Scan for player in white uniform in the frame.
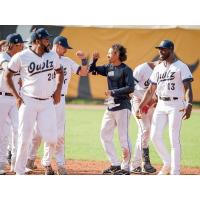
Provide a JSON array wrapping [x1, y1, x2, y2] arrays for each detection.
[[5, 28, 64, 175], [0, 33, 25, 174], [26, 36, 88, 175], [136, 40, 193, 175], [131, 62, 158, 174]]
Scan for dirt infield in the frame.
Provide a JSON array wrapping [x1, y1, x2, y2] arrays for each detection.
[[4, 159, 200, 175]]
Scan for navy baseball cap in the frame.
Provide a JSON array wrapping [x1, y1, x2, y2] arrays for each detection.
[[53, 36, 73, 49], [155, 40, 174, 50], [6, 33, 27, 44], [30, 28, 53, 42]]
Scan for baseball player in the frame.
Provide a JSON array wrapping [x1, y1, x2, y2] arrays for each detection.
[[5, 28, 64, 175], [136, 40, 193, 175], [89, 44, 135, 175], [26, 36, 88, 175], [0, 33, 25, 174], [131, 61, 158, 174]]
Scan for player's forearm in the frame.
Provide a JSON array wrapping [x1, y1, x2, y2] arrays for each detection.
[[4, 70, 20, 99], [111, 85, 134, 97], [55, 69, 64, 93], [139, 86, 155, 109], [79, 65, 88, 76], [184, 82, 193, 104]]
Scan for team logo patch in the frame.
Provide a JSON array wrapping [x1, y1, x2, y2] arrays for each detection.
[[108, 71, 114, 77]]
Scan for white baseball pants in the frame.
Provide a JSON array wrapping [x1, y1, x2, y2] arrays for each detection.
[[28, 96, 66, 167], [131, 97, 154, 169], [150, 99, 185, 175], [0, 96, 18, 164], [15, 95, 57, 175], [100, 109, 132, 171]]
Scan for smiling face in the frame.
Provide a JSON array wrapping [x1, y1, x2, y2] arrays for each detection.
[[158, 47, 172, 61], [107, 48, 119, 64]]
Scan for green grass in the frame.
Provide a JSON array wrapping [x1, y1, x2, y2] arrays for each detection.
[[38, 108, 200, 167]]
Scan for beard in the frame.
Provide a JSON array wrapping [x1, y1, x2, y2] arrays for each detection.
[[44, 45, 50, 53]]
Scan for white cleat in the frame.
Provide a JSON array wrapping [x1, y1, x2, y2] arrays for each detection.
[[158, 166, 170, 175]]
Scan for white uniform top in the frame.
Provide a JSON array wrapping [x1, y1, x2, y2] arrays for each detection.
[[133, 62, 153, 99], [0, 52, 20, 93], [150, 60, 193, 99], [60, 56, 79, 95], [8, 48, 60, 99]]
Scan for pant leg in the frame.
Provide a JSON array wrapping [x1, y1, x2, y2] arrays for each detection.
[[131, 99, 153, 168], [100, 109, 120, 166], [150, 105, 170, 167], [28, 124, 42, 160], [39, 99, 57, 167], [9, 104, 19, 163], [168, 102, 185, 175], [115, 109, 132, 171], [54, 97, 65, 166], [0, 97, 13, 164], [15, 97, 37, 175]]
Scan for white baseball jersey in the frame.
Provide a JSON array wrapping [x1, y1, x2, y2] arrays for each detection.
[[133, 62, 153, 99], [60, 56, 80, 95], [0, 52, 20, 93], [150, 60, 193, 99], [8, 49, 60, 99]]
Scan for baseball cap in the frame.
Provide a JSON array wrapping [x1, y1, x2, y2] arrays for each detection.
[[6, 33, 27, 44], [30, 28, 53, 42], [155, 40, 174, 50], [53, 36, 73, 49]]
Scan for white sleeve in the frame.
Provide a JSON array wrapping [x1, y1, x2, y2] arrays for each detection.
[[133, 66, 142, 82], [7, 54, 21, 73], [150, 68, 157, 84], [54, 53, 61, 70], [180, 63, 193, 82], [70, 59, 80, 74]]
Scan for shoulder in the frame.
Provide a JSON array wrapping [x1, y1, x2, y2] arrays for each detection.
[[48, 50, 59, 58], [122, 63, 133, 73], [61, 56, 75, 64], [175, 60, 188, 68]]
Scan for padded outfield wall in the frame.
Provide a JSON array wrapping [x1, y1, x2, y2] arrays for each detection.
[[0, 25, 199, 101]]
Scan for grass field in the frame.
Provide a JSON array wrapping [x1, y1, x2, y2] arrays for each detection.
[[38, 108, 200, 167]]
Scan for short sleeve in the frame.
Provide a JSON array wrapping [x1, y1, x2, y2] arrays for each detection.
[[70, 59, 79, 74], [180, 64, 193, 82], [7, 53, 21, 73], [149, 68, 157, 85], [133, 65, 142, 82], [54, 53, 61, 70]]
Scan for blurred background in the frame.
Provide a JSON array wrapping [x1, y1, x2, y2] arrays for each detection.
[[0, 25, 199, 103]]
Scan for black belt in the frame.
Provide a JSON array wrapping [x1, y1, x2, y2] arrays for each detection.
[[32, 97, 50, 100], [61, 94, 65, 96], [159, 96, 178, 101], [0, 92, 13, 96]]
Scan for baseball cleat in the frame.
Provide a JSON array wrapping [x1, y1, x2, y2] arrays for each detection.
[[26, 159, 37, 171], [131, 166, 142, 174], [0, 170, 6, 175], [44, 165, 55, 175], [113, 169, 130, 175], [143, 163, 157, 174], [102, 165, 121, 175], [158, 166, 170, 175], [57, 165, 68, 175]]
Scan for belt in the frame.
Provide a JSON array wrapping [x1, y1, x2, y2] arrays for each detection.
[[159, 96, 178, 101], [61, 94, 65, 96], [0, 92, 13, 96]]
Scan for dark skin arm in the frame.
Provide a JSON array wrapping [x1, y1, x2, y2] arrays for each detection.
[[4, 69, 24, 109], [182, 81, 193, 120], [136, 83, 157, 118], [53, 68, 64, 104]]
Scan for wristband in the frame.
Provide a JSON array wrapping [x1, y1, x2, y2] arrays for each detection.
[[81, 58, 88, 66]]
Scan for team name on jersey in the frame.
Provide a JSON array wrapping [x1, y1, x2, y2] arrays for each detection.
[[144, 79, 150, 88], [156, 70, 175, 83], [28, 59, 54, 76]]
